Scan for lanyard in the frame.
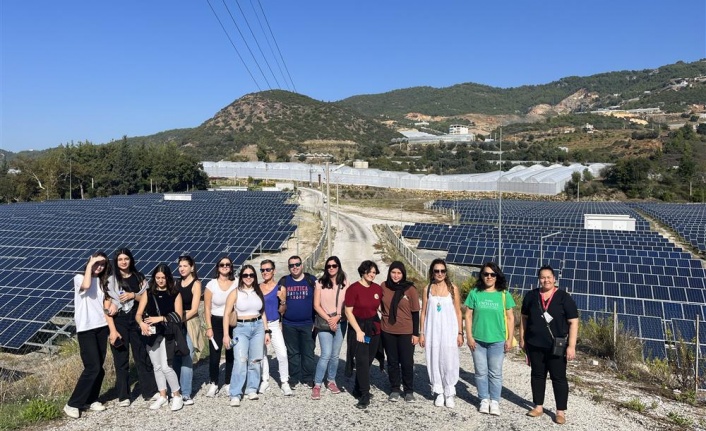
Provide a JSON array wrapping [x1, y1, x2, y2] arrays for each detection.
[[540, 288, 557, 312]]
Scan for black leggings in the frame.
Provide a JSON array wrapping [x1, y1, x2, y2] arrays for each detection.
[[209, 315, 234, 385], [527, 344, 569, 410], [353, 334, 380, 396], [381, 332, 415, 394]]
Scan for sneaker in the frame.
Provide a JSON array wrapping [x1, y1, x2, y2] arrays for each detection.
[[258, 381, 270, 394], [355, 394, 370, 409], [388, 391, 401, 402], [148, 392, 161, 402], [306, 381, 315, 389], [222, 384, 230, 396], [170, 396, 184, 411], [229, 396, 240, 407], [205, 383, 219, 398], [149, 396, 168, 410], [489, 400, 500, 416], [479, 398, 490, 414], [118, 399, 131, 407], [63, 405, 80, 419], [311, 385, 321, 400], [434, 394, 444, 407], [247, 392, 259, 400], [327, 382, 341, 394], [445, 395, 456, 409], [404, 393, 416, 403], [182, 397, 194, 406], [87, 401, 106, 411], [281, 382, 293, 396]]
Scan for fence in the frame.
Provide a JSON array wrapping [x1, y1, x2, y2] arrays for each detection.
[[301, 206, 328, 275]]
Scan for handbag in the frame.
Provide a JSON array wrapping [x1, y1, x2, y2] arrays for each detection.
[[314, 284, 341, 332], [502, 291, 518, 348]]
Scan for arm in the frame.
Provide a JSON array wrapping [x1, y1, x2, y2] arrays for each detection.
[[313, 282, 327, 319], [345, 306, 365, 343], [135, 292, 151, 335], [184, 281, 201, 321], [566, 317, 579, 361], [504, 308, 515, 353], [452, 284, 463, 347], [263, 311, 271, 345], [204, 287, 214, 340], [222, 290, 237, 348], [174, 293, 183, 321], [519, 314, 528, 351], [418, 287, 427, 348], [277, 285, 287, 316], [464, 308, 476, 351], [104, 309, 120, 345]]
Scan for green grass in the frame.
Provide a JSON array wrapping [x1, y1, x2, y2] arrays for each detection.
[[0, 398, 63, 431], [620, 398, 646, 413], [666, 411, 693, 427]]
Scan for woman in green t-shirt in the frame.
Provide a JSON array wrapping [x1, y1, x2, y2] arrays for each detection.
[[463, 262, 515, 416]]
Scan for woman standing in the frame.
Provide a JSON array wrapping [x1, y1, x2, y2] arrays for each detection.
[[135, 264, 184, 411], [103, 248, 158, 406], [173, 255, 202, 405], [223, 265, 271, 406], [520, 265, 579, 425], [312, 256, 348, 400], [64, 252, 112, 419], [344, 260, 382, 410], [419, 258, 462, 408], [204, 256, 237, 397], [380, 261, 420, 403], [464, 262, 515, 416], [258, 259, 291, 395]]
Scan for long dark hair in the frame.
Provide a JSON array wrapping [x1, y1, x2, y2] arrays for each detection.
[[178, 255, 199, 280], [320, 256, 346, 289], [149, 263, 178, 296], [83, 251, 112, 294], [474, 262, 508, 291], [114, 247, 145, 291], [428, 258, 453, 295], [238, 264, 265, 314], [213, 255, 235, 280]]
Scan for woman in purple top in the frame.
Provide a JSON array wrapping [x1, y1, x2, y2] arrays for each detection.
[[259, 259, 291, 395]]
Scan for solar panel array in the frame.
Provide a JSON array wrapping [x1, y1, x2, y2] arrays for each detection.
[[403, 199, 706, 360], [0, 191, 297, 350], [630, 202, 706, 254]]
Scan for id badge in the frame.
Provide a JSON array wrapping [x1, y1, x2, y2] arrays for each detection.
[[543, 312, 553, 323]]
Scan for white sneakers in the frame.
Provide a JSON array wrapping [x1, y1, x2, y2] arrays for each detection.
[[149, 396, 168, 410], [258, 381, 270, 394], [205, 383, 219, 398], [489, 400, 500, 416], [229, 396, 241, 407], [247, 392, 259, 400], [182, 397, 194, 406], [118, 399, 131, 407], [222, 384, 230, 396], [148, 392, 161, 402], [479, 398, 490, 414], [434, 394, 444, 407], [445, 396, 456, 408], [281, 382, 293, 396], [87, 401, 106, 411], [63, 405, 79, 419], [170, 395, 184, 411]]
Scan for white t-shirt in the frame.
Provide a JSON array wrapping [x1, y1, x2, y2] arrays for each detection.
[[206, 279, 237, 317], [74, 274, 108, 332]]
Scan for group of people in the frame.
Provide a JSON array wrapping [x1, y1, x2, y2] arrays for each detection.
[[67, 250, 579, 425]]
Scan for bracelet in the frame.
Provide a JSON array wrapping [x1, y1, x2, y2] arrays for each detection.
[[206, 326, 212, 330], [458, 332, 463, 336]]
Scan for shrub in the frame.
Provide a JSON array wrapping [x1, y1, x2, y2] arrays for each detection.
[[620, 398, 646, 412], [19, 399, 61, 423]]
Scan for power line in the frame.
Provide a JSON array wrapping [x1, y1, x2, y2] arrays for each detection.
[[221, 0, 272, 90], [249, 0, 290, 91], [205, 0, 262, 91], [256, 0, 296, 93], [234, 0, 281, 89]]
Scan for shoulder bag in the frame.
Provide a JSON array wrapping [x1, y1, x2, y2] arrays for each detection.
[[314, 285, 341, 332]]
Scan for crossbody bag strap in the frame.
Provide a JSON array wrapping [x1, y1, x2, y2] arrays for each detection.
[[539, 291, 555, 341]]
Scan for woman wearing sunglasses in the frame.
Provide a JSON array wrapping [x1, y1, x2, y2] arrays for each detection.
[[203, 256, 238, 397], [258, 259, 291, 396], [464, 262, 515, 416], [223, 265, 271, 406], [173, 255, 203, 406], [311, 256, 348, 400], [419, 258, 462, 408]]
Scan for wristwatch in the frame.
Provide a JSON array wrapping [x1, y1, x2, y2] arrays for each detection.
[[265, 329, 272, 334]]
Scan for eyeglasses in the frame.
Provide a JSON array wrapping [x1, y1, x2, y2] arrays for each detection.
[[482, 272, 498, 278], [241, 273, 255, 278], [326, 264, 338, 269], [219, 263, 232, 268], [260, 267, 273, 273], [433, 269, 446, 274], [288, 262, 302, 269]]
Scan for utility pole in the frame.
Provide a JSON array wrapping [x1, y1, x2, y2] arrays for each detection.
[[498, 126, 503, 266], [326, 162, 331, 257]]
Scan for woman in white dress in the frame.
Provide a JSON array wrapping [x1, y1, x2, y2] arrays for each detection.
[[419, 258, 463, 408]]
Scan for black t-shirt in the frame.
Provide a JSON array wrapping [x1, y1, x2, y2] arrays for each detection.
[[119, 272, 144, 293], [178, 279, 197, 311], [145, 289, 179, 337], [521, 288, 578, 349]]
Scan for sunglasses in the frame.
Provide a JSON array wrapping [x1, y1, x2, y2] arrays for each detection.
[[241, 273, 256, 278], [260, 267, 274, 273], [288, 262, 302, 269], [219, 263, 232, 268], [433, 269, 446, 274], [482, 272, 498, 278], [326, 264, 338, 269]]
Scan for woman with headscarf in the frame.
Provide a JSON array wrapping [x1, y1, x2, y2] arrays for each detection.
[[380, 261, 420, 403]]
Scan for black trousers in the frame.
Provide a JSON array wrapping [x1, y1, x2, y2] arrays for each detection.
[[67, 325, 109, 408], [209, 315, 234, 385], [353, 333, 381, 395], [526, 344, 569, 410], [381, 331, 415, 394], [110, 311, 158, 400], [282, 323, 315, 385]]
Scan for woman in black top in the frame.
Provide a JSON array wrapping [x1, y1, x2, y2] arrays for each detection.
[[173, 255, 202, 405], [519, 265, 579, 425]]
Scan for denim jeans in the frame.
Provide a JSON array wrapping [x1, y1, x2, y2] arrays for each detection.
[[314, 321, 347, 385], [229, 320, 265, 397], [174, 327, 194, 398], [471, 340, 505, 401]]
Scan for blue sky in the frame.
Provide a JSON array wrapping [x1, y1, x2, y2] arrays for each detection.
[[2, 1, 704, 152]]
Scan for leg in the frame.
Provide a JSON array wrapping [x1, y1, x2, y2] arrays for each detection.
[[128, 319, 158, 399], [67, 327, 105, 408], [527, 345, 549, 408], [282, 324, 301, 384], [547, 353, 569, 411], [354, 339, 371, 395], [269, 321, 289, 384], [300, 326, 316, 385], [209, 318, 225, 385], [327, 322, 346, 383], [147, 341, 168, 392], [314, 330, 334, 386], [261, 336, 270, 383], [486, 341, 505, 402], [398, 333, 415, 395], [471, 341, 490, 401], [382, 332, 402, 393], [110, 314, 131, 401], [229, 325, 250, 398], [177, 330, 194, 399], [246, 322, 265, 395], [157, 338, 181, 394]]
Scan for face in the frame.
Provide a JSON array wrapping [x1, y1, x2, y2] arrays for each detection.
[[178, 260, 193, 278], [92, 259, 107, 276], [390, 268, 403, 283], [481, 266, 497, 288], [260, 263, 274, 282], [117, 254, 130, 271], [288, 258, 302, 277], [539, 269, 556, 289], [154, 271, 167, 288], [362, 266, 378, 284], [241, 269, 256, 286], [325, 260, 339, 277], [432, 264, 446, 282], [218, 259, 232, 276]]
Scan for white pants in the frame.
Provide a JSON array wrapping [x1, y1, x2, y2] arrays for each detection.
[[147, 337, 180, 393], [261, 320, 289, 384]]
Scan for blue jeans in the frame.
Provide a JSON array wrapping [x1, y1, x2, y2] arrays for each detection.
[[471, 340, 505, 401], [314, 321, 347, 385], [174, 328, 194, 398], [229, 320, 265, 397]]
